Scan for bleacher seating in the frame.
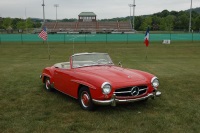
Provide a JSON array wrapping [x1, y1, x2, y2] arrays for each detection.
[[65, 22, 77, 29], [55, 22, 66, 31], [98, 21, 118, 30], [43, 22, 56, 32], [119, 22, 132, 29], [53, 22, 77, 32], [118, 22, 133, 32], [42, 21, 133, 33], [77, 22, 97, 32]]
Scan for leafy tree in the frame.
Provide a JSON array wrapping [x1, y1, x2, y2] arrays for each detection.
[[159, 18, 167, 31], [152, 16, 161, 30], [174, 16, 181, 30], [179, 14, 189, 30], [33, 22, 42, 28], [26, 18, 33, 28], [154, 10, 170, 17], [17, 20, 26, 30], [170, 11, 179, 16], [166, 15, 175, 31], [135, 16, 143, 30], [139, 16, 152, 30], [194, 16, 200, 31], [191, 11, 199, 18], [0, 18, 3, 29], [16, 18, 34, 32], [62, 18, 78, 22], [2, 17, 13, 30], [12, 18, 22, 29]]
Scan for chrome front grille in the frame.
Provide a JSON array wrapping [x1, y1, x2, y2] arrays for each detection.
[[114, 86, 147, 97]]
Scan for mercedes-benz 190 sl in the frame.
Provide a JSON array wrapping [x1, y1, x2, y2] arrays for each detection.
[[40, 53, 161, 110]]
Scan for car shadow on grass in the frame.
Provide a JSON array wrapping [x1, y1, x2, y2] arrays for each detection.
[[95, 100, 155, 112]]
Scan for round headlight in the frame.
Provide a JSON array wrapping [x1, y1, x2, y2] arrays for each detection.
[[101, 82, 111, 94], [151, 77, 159, 88]]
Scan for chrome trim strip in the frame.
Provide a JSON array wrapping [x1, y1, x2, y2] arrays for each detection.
[[139, 88, 147, 91], [114, 87, 147, 94], [151, 77, 158, 83], [101, 82, 111, 89], [114, 91, 131, 94], [73, 64, 114, 69], [72, 52, 108, 57], [92, 93, 155, 106]]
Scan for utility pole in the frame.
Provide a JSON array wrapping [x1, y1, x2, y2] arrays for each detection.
[[42, 0, 45, 24], [129, 0, 136, 30], [25, 8, 27, 33], [54, 4, 59, 22], [132, 0, 136, 30], [189, 0, 192, 32], [128, 4, 132, 24]]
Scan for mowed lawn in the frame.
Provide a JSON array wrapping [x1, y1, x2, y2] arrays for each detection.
[[0, 41, 200, 133]]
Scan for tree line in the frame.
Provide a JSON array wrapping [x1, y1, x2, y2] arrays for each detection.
[[0, 9, 200, 32], [102, 9, 200, 32], [137, 10, 200, 31], [0, 17, 41, 32]]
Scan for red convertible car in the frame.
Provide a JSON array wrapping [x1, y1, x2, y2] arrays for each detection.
[[40, 53, 161, 110]]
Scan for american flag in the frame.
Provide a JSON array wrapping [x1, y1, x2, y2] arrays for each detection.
[[38, 27, 47, 41]]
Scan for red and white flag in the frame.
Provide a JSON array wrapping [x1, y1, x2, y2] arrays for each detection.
[[144, 27, 150, 47], [38, 27, 47, 41]]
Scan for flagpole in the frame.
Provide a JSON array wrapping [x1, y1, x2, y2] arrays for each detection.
[[38, 27, 49, 60], [47, 39, 50, 60], [73, 38, 75, 54], [145, 46, 148, 59]]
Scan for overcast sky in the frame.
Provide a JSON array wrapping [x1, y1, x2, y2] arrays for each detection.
[[0, 0, 199, 20]]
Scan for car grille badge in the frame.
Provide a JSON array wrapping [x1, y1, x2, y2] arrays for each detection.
[[131, 86, 139, 96]]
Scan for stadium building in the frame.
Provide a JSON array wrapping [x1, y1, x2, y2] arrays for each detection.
[[43, 12, 133, 34]]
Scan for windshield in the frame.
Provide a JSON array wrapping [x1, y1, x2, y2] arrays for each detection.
[[72, 53, 114, 68]]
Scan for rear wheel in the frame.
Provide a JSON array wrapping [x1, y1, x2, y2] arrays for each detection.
[[78, 87, 95, 111], [45, 77, 53, 91]]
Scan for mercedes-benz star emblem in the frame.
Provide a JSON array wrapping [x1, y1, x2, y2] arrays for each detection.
[[131, 86, 139, 96]]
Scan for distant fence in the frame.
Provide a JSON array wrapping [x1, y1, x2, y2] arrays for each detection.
[[0, 33, 199, 43]]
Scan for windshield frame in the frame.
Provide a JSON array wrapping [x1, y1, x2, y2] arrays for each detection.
[[71, 53, 114, 68]]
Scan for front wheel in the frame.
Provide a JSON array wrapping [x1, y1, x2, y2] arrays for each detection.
[[45, 77, 53, 91], [78, 87, 95, 111]]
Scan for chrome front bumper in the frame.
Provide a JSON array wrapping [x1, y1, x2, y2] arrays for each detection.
[[92, 91, 161, 106]]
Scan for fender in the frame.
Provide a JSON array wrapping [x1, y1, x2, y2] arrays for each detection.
[[71, 79, 97, 90], [42, 67, 55, 83]]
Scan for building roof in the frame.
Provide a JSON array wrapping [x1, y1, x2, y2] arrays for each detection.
[[79, 12, 96, 17]]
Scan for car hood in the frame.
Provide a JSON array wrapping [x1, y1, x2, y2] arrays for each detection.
[[76, 66, 146, 84]]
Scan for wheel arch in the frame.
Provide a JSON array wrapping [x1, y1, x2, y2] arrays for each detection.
[[77, 84, 95, 110], [42, 74, 51, 83], [77, 84, 89, 98], [42, 68, 54, 83]]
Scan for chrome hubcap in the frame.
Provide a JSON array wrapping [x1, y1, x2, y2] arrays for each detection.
[[45, 80, 50, 90], [81, 92, 90, 108]]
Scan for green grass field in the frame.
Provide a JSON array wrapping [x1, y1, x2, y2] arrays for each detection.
[[0, 42, 200, 133]]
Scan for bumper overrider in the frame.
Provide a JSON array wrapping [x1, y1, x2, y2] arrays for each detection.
[[92, 91, 161, 106]]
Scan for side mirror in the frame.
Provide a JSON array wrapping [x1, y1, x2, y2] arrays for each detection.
[[118, 61, 122, 67]]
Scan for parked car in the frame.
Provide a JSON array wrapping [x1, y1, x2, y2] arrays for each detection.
[[40, 53, 161, 110]]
